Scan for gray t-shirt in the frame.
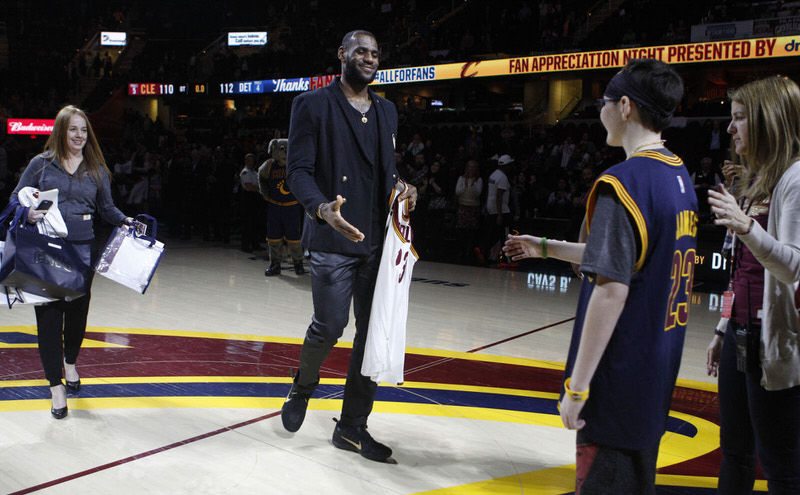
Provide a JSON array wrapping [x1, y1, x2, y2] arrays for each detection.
[[580, 186, 636, 285]]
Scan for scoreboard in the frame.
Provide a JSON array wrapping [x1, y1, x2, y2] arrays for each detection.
[[128, 83, 176, 96], [218, 80, 267, 94], [125, 34, 800, 98], [186, 83, 208, 94], [128, 83, 208, 96], [127, 76, 336, 97], [217, 78, 312, 94]]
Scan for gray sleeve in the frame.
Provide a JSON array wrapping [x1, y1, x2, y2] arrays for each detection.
[[580, 189, 636, 284], [11, 156, 47, 199], [95, 169, 127, 226], [739, 162, 800, 283]]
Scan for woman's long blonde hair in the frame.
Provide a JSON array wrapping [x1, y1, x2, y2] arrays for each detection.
[[729, 76, 800, 203], [42, 105, 111, 185]]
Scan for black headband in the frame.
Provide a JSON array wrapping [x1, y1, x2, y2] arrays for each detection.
[[605, 69, 675, 119]]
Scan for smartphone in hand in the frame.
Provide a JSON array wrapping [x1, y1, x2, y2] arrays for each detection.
[[37, 200, 53, 211]]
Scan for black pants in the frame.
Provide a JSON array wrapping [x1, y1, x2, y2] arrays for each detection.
[[34, 241, 95, 387], [717, 322, 800, 494], [295, 247, 380, 427], [35, 294, 91, 386]]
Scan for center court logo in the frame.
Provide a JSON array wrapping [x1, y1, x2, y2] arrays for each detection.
[[0, 326, 724, 492]]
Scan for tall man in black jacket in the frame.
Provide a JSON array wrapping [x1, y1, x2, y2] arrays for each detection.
[[283, 30, 417, 462]]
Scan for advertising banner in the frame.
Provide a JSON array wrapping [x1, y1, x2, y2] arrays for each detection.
[[228, 32, 267, 46], [100, 31, 127, 46], [7, 119, 55, 135]]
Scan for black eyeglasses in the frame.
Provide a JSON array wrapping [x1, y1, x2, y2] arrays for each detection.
[[595, 98, 619, 112]]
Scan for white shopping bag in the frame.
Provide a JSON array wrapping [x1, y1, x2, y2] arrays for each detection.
[[94, 218, 165, 294]]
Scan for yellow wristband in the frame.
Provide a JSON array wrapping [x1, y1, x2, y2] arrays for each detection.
[[564, 378, 589, 402], [316, 202, 327, 220]]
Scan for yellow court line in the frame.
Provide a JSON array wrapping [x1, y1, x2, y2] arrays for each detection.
[[0, 338, 129, 349], [0, 376, 560, 401], [415, 465, 576, 495], [0, 376, 296, 387], [0, 325, 37, 333], [675, 377, 718, 393], [413, 471, 756, 495], [88, 326, 308, 345], [657, 474, 767, 491], [0, 389, 714, 445], [0, 386, 710, 437]]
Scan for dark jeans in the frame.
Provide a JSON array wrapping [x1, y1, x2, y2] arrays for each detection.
[[295, 247, 381, 427], [718, 322, 800, 494]]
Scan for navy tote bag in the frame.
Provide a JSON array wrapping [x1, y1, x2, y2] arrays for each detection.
[[0, 205, 89, 301]]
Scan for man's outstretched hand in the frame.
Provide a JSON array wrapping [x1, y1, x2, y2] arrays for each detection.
[[319, 195, 365, 242]]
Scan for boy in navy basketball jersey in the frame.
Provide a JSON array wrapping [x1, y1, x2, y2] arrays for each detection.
[[504, 59, 697, 494]]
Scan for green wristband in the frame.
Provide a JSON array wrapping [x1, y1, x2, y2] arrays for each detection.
[[541, 237, 547, 259]]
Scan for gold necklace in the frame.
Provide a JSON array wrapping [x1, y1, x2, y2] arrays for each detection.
[[346, 95, 370, 123], [628, 140, 665, 157]]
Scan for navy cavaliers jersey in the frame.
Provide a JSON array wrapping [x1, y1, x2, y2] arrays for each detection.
[[564, 149, 698, 450], [260, 159, 298, 206]]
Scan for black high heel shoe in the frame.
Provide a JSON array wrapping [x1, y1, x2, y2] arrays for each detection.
[[64, 359, 80, 394], [51, 405, 68, 419], [50, 384, 68, 419]]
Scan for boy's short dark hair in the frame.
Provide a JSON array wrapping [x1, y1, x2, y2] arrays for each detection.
[[623, 59, 683, 132]]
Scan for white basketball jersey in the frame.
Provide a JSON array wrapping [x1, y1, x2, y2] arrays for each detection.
[[362, 183, 418, 385]]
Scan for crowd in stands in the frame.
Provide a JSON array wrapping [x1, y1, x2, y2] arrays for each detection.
[[0, 100, 731, 266], [0, 0, 768, 266]]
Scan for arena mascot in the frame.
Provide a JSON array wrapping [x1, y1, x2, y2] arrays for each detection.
[[258, 138, 305, 275]]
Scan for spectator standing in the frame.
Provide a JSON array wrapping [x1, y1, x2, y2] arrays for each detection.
[[706, 75, 800, 494], [504, 59, 693, 494], [481, 154, 513, 263], [455, 159, 483, 263]]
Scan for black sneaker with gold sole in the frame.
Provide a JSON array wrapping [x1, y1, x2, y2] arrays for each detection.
[[331, 420, 392, 462]]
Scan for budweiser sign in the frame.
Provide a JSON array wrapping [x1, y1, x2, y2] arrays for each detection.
[[7, 119, 55, 135]]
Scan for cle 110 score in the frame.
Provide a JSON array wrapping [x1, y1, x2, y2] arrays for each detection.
[[128, 83, 175, 96]]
